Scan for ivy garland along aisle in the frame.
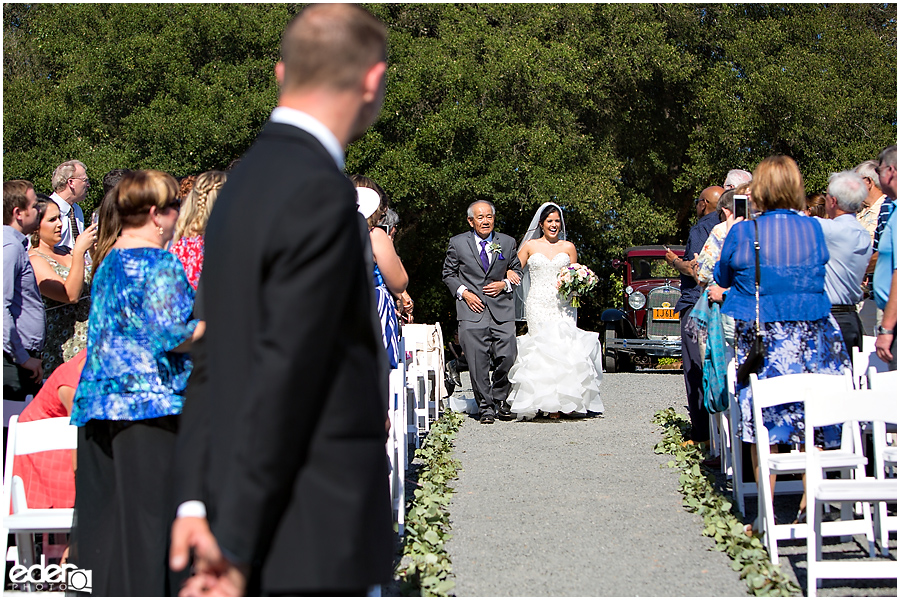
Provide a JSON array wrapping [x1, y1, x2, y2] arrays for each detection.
[[653, 408, 802, 597], [395, 410, 465, 596]]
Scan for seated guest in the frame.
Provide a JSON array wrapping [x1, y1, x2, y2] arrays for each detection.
[[12, 349, 86, 509], [169, 170, 227, 289], [28, 196, 98, 375], [815, 171, 872, 361], [69, 170, 202, 596], [351, 174, 408, 369]]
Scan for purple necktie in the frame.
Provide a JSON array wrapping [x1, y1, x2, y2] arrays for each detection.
[[480, 240, 490, 272]]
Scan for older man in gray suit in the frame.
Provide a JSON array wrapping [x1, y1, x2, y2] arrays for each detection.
[[443, 200, 523, 424]]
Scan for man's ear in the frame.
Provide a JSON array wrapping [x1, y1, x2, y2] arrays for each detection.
[[275, 61, 285, 87], [361, 61, 387, 103]]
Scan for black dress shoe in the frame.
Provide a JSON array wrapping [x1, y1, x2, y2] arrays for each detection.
[[497, 402, 514, 420], [480, 414, 495, 424]]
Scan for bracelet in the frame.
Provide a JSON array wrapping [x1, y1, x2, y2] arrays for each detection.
[[876, 325, 895, 336]]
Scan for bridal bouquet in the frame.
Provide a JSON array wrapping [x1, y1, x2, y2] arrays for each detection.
[[557, 263, 598, 308]]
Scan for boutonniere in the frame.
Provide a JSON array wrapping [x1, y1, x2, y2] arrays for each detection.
[[487, 241, 504, 260]]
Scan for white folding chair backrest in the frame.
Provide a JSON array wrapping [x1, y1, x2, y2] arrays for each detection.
[[804, 388, 898, 595], [3, 415, 78, 570]]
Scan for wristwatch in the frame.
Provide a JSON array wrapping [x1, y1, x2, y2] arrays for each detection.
[[876, 325, 895, 336]]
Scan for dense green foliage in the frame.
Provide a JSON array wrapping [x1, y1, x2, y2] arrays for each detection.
[[4, 3, 896, 330]]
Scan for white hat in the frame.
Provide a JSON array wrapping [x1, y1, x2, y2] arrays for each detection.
[[356, 187, 381, 219]]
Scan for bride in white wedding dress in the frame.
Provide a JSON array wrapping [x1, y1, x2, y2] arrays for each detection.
[[507, 202, 604, 420]]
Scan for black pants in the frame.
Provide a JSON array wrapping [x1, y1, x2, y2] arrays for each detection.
[[70, 417, 180, 597], [3, 351, 42, 401], [831, 309, 863, 364], [680, 305, 709, 442]]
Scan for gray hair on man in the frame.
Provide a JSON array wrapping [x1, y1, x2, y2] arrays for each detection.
[[854, 159, 882, 191], [827, 170, 868, 213], [467, 200, 496, 218], [879, 144, 897, 169], [51, 160, 87, 192], [723, 169, 752, 190]]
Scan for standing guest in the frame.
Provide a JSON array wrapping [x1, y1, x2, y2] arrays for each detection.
[[102, 168, 133, 196], [178, 174, 197, 204], [805, 192, 827, 218], [443, 200, 523, 424], [170, 170, 227, 289], [4, 180, 44, 401], [723, 168, 752, 191], [377, 207, 414, 323], [69, 170, 201, 596], [28, 196, 97, 375], [814, 171, 872, 361], [873, 145, 897, 368], [665, 185, 723, 445], [169, 4, 394, 596], [352, 174, 408, 367], [854, 159, 886, 280], [12, 349, 87, 509], [48, 160, 89, 254], [715, 155, 849, 524]]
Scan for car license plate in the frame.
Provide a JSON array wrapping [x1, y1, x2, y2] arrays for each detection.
[[653, 308, 679, 320]]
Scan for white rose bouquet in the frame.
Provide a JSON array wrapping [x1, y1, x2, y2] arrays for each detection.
[[556, 263, 598, 308]]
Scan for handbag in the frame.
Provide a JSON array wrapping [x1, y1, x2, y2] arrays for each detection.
[[736, 220, 765, 385]]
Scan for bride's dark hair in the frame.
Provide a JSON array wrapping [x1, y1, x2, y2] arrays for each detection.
[[539, 204, 561, 227]]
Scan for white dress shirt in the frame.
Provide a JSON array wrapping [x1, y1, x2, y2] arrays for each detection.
[[50, 191, 84, 253]]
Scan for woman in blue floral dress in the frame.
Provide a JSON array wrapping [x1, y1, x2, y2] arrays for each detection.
[[70, 171, 203, 596], [715, 155, 850, 523]]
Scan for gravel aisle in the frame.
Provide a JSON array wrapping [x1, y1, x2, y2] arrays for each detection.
[[445, 371, 749, 597]]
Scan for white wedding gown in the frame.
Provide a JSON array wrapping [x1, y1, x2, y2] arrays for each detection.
[[507, 252, 605, 420]]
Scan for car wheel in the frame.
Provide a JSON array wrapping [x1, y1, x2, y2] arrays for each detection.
[[603, 328, 618, 373]]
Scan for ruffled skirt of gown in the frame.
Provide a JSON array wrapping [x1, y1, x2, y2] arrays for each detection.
[[507, 320, 605, 420]]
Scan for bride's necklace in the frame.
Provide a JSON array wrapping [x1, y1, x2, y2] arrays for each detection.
[[121, 232, 164, 249]]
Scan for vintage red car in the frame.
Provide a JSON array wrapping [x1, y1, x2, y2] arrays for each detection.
[[600, 245, 683, 372]]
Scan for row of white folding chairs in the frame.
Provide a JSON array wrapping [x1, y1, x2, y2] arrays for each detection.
[[724, 337, 892, 516]]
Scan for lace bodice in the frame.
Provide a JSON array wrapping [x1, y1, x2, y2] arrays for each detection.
[[525, 252, 576, 327]]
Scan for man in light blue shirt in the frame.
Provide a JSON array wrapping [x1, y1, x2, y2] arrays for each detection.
[[873, 145, 897, 368], [816, 171, 872, 359]]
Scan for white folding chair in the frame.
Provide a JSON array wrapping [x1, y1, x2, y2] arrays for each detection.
[[805, 388, 898, 596], [868, 367, 898, 557], [2, 415, 77, 570], [852, 335, 889, 389], [387, 338, 408, 535], [749, 372, 871, 564]]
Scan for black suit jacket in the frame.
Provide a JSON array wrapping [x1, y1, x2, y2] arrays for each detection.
[[174, 121, 393, 593]]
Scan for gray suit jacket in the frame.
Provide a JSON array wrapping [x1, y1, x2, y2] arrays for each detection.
[[442, 231, 522, 323]]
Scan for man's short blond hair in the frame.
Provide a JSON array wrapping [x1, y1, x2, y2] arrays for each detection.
[[280, 4, 387, 93], [51, 160, 87, 192]]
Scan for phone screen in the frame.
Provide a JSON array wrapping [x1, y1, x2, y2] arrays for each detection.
[[734, 195, 748, 220]]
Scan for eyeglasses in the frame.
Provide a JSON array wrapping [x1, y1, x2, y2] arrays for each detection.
[[69, 176, 89, 184], [695, 197, 707, 205], [876, 164, 894, 176]]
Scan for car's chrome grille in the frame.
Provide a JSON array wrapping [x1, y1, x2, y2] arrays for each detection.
[[647, 286, 681, 339]]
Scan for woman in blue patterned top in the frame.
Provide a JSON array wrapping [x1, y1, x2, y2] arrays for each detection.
[[70, 170, 203, 596], [715, 155, 849, 525]]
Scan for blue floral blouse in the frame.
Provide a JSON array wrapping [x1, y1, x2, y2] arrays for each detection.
[[71, 248, 198, 426]]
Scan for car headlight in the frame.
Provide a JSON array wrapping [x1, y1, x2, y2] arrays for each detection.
[[628, 291, 646, 310]]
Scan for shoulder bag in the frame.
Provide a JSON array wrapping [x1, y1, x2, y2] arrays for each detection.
[[736, 220, 765, 385]]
